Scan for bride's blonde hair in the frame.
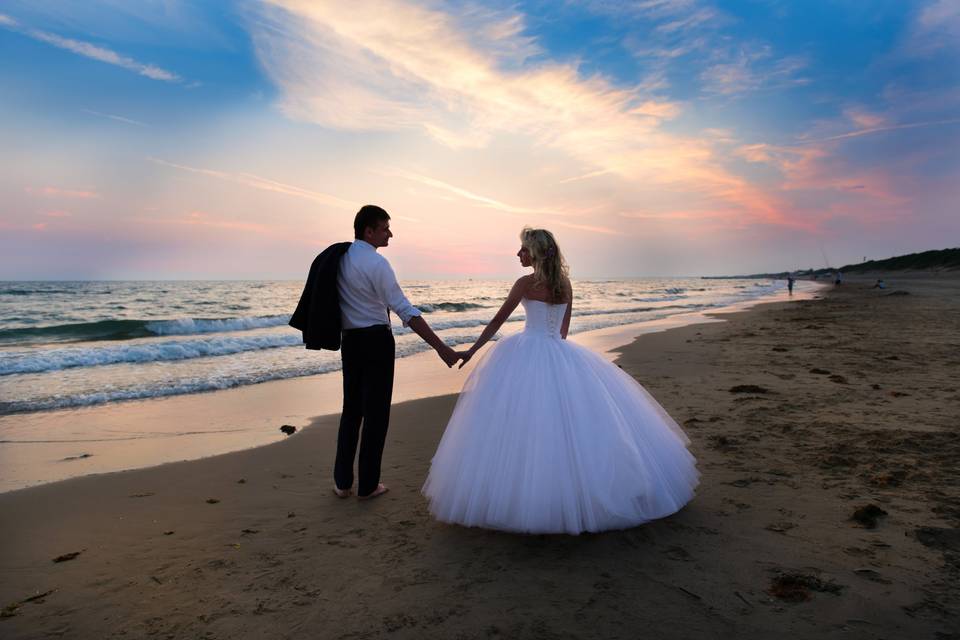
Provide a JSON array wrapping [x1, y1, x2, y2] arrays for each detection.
[[520, 227, 569, 303]]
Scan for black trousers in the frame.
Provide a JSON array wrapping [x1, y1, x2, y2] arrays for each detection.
[[334, 325, 395, 497]]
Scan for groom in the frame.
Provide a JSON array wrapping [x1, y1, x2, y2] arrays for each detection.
[[291, 205, 459, 500]]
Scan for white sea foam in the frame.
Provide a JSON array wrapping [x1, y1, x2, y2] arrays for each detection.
[[0, 305, 719, 376], [0, 278, 802, 414], [0, 332, 305, 375], [145, 314, 290, 335], [0, 331, 483, 414]]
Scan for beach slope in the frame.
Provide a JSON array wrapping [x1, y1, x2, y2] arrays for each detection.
[[1, 275, 957, 639]]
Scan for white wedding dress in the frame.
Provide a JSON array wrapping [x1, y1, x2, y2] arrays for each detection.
[[422, 298, 699, 534]]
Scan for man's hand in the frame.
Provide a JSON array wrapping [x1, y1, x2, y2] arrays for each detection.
[[437, 344, 460, 368]]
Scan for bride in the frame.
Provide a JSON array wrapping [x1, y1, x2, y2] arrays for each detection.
[[421, 227, 699, 534]]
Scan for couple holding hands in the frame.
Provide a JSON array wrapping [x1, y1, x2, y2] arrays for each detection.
[[291, 205, 698, 535]]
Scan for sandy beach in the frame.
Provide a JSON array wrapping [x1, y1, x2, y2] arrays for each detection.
[[1, 274, 957, 639]]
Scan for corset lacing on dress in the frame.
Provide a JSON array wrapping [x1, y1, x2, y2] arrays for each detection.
[[522, 298, 565, 339]]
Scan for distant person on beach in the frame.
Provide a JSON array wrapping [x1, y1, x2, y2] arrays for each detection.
[[835, 271, 843, 286], [873, 278, 886, 289], [787, 276, 795, 295], [290, 205, 459, 501], [422, 227, 698, 534]]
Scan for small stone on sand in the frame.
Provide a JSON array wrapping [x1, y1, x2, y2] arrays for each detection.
[[729, 384, 770, 394], [768, 572, 843, 601], [851, 504, 888, 529]]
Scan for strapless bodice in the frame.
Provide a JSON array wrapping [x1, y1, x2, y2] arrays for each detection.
[[521, 298, 567, 338]]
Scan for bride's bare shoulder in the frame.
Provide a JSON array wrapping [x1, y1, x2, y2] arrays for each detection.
[[513, 274, 535, 290]]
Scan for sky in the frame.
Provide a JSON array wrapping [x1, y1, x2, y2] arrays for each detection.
[[1, 0, 958, 280]]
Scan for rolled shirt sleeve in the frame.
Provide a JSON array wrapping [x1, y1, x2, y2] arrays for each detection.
[[373, 259, 421, 327]]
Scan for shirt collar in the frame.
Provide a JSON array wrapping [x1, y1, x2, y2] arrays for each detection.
[[354, 240, 376, 251]]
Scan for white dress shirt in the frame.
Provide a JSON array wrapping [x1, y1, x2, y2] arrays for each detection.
[[337, 240, 421, 329]]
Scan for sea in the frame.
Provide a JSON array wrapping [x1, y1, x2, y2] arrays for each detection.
[[0, 278, 810, 417]]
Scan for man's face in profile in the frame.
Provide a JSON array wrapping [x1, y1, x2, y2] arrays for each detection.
[[366, 220, 392, 249]]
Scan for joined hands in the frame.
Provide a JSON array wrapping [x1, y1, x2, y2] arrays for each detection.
[[456, 349, 474, 369], [438, 345, 460, 368], [436, 346, 475, 369]]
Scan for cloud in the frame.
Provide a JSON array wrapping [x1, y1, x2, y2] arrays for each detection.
[[553, 220, 617, 235], [602, 0, 727, 64], [701, 49, 808, 97], [729, 136, 912, 230], [146, 211, 273, 234], [843, 107, 886, 130], [387, 169, 616, 234], [657, 7, 717, 34], [26, 29, 181, 81], [82, 109, 148, 127], [150, 158, 354, 209], [249, 1, 683, 141], [249, 1, 789, 228], [27, 186, 100, 199], [734, 144, 777, 164], [905, 0, 960, 56], [797, 118, 960, 144], [582, 0, 711, 26], [386, 169, 565, 217], [0, 16, 181, 82]]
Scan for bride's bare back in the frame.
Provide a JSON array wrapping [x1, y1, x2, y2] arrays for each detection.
[[520, 274, 572, 304]]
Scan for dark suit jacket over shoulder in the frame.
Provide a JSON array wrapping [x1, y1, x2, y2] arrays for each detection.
[[289, 242, 352, 350]]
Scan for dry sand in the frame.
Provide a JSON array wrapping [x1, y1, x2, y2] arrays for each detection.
[[1, 275, 957, 639]]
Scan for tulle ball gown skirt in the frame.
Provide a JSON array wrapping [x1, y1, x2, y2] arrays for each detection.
[[422, 329, 699, 535]]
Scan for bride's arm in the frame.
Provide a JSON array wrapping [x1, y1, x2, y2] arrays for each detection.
[[458, 276, 528, 368], [560, 280, 573, 339]]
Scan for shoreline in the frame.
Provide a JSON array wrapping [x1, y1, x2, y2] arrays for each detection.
[[0, 284, 820, 494], [0, 274, 956, 638]]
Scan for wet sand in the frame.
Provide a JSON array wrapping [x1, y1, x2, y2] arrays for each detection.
[[1, 274, 957, 639], [0, 288, 813, 493]]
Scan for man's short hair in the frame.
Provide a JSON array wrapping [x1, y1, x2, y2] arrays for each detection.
[[354, 205, 390, 240]]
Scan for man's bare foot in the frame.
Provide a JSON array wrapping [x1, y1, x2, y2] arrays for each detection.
[[357, 483, 389, 500], [332, 486, 352, 499]]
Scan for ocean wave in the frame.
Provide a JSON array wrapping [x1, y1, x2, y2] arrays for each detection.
[[0, 314, 292, 345], [144, 315, 290, 335], [1, 371, 337, 414], [418, 301, 488, 313], [0, 288, 79, 295], [0, 332, 483, 415], [0, 319, 155, 344], [401, 303, 709, 333], [631, 295, 686, 303], [574, 303, 706, 318], [0, 333, 304, 375]]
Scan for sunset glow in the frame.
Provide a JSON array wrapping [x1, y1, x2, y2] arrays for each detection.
[[1, 1, 958, 279]]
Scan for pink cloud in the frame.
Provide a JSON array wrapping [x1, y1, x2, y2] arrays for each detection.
[[843, 107, 886, 130], [27, 186, 101, 199], [133, 211, 295, 236]]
